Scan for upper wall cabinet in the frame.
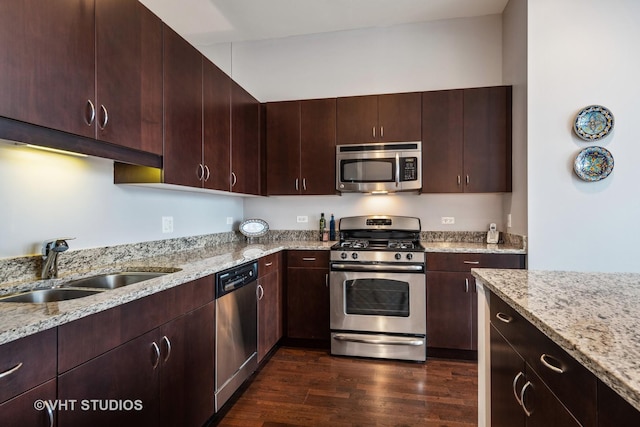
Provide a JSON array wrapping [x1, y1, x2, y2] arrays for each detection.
[[162, 25, 204, 188], [0, 0, 163, 156], [231, 81, 261, 196], [266, 99, 336, 195], [336, 93, 421, 144], [422, 86, 512, 193]]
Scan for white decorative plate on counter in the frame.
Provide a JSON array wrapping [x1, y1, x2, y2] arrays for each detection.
[[239, 219, 269, 238], [573, 146, 614, 182], [573, 105, 614, 141]]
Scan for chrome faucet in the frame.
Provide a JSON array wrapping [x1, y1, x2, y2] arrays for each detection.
[[41, 238, 71, 279]]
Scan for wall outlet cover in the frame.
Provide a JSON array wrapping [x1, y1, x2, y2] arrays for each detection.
[[297, 216, 309, 223], [162, 216, 174, 233], [441, 217, 455, 225]]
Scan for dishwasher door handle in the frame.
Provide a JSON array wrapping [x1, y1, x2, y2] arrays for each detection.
[[333, 333, 424, 346]]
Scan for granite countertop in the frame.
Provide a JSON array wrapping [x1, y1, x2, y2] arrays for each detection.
[[0, 238, 524, 347], [472, 268, 640, 412]]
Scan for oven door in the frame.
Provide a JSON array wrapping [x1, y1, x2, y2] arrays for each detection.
[[330, 269, 426, 335]]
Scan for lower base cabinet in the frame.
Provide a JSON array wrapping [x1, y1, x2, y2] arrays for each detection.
[[258, 253, 283, 362], [0, 379, 57, 427], [286, 250, 330, 342]]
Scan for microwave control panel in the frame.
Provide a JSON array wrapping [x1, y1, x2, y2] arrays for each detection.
[[400, 157, 418, 181]]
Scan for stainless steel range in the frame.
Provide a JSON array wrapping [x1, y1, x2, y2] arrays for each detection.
[[329, 215, 426, 362]]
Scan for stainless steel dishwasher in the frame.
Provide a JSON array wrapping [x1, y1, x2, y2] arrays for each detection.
[[214, 261, 259, 412]]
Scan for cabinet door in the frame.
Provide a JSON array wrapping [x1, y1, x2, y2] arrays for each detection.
[[231, 82, 261, 195], [490, 324, 525, 427], [95, 0, 162, 154], [258, 270, 282, 362], [163, 25, 203, 188], [203, 59, 232, 191], [266, 101, 301, 195], [0, 379, 56, 427], [422, 90, 464, 193], [300, 98, 337, 195], [377, 92, 422, 142], [0, 0, 95, 137], [427, 271, 474, 350], [159, 303, 215, 427], [58, 330, 160, 427], [598, 380, 640, 427], [287, 267, 329, 341], [463, 86, 512, 193], [336, 95, 378, 144]]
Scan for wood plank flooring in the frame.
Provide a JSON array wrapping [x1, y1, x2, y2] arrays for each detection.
[[210, 347, 478, 427]]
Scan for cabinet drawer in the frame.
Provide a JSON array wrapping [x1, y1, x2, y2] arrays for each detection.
[[0, 328, 57, 404], [427, 252, 524, 272], [287, 250, 329, 268], [259, 252, 281, 278], [490, 291, 596, 426]]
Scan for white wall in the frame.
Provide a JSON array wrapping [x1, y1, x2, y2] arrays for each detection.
[[0, 142, 243, 258], [527, 0, 640, 272], [502, 0, 527, 237], [203, 15, 508, 233]]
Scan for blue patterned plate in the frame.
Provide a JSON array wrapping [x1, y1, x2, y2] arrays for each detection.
[[574, 146, 614, 181], [574, 105, 614, 141]]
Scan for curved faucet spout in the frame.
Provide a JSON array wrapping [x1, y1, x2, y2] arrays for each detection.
[[41, 238, 71, 279]]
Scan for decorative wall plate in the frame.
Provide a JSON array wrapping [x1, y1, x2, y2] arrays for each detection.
[[573, 105, 614, 141], [239, 218, 269, 237], [573, 146, 614, 182]]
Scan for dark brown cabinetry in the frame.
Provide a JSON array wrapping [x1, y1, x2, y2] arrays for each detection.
[[336, 93, 421, 144], [426, 253, 524, 354], [266, 99, 337, 195], [285, 251, 330, 342], [0, 328, 57, 427], [422, 86, 512, 193], [258, 253, 283, 362], [57, 276, 215, 427], [231, 81, 261, 195], [489, 290, 596, 427], [597, 380, 640, 427], [0, 0, 163, 156], [162, 25, 204, 188], [203, 59, 232, 192]]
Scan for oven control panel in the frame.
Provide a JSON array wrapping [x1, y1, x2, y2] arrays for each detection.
[[331, 250, 425, 263]]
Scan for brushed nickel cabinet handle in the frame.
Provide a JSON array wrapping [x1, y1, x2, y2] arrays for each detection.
[[85, 99, 96, 126], [540, 354, 565, 374], [496, 312, 513, 323], [265, 262, 273, 267], [45, 400, 54, 427], [302, 257, 316, 261], [302, 178, 307, 191], [325, 273, 329, 287], [0, 362, 23, 379], [380, 126, 384, 138], [520, 381, 534, 416], [466, 175, 470, 185], [372, 126, 376, 138], [161, 336, 172, 363], [151, 342, 160, 369], [295, 178, 299, 191], [197, 164, 204, 180], [457, 175, 461, 185], [231, 172, 237, 187], [99, 104, 109, 130], [257, 284, 264, 300], [463, 261, 480, 265], [204, 165, 211, 182], [512, 371, 525, 405], [464, 278, 469, 293]]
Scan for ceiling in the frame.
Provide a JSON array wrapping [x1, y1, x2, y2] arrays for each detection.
[[139, 0, 509, 46]]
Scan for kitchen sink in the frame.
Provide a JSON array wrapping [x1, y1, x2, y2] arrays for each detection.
[[62, 272, 168, 290], [0, 288, 104, 303]]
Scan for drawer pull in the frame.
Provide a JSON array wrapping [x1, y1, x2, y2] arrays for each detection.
[[463, 261, 480, 265], [264, 262, 273, 267], [151, 342, 160, 369], [464, 278, 469, 293], [495, 312, 513, 323], [512, 371, 525, 405], [302, 257, 317, 261], [0, 362, 23, 379], [540, 353, 565, 374], [520, 381, 534, 416]]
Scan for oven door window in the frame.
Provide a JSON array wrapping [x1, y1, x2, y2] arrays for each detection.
[[341, 159, 395, 183], [345, 279, 409, 317]]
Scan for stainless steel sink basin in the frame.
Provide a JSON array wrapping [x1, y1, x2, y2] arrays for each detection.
[[0, 288, 103, 303], [62, 272, 167, 290]]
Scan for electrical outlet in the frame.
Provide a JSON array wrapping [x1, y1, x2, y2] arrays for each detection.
[[297, 216, 308, 223], [441, 216, 455, 225], [507, 214, 512, 228], [226, 217, 233, 225], [162, 216, 174, 233]]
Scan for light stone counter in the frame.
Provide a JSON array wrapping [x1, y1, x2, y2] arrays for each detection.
[[0, 234, 524, 348], [472, 268, 640, 412]]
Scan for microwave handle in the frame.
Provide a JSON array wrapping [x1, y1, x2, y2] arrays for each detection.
[[395, 153, 400, 187]]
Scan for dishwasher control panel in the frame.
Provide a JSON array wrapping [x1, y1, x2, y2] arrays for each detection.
[[215, 261, 258, 298]]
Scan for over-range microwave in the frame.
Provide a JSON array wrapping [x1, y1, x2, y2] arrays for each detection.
[[336, 142, 422, 193]]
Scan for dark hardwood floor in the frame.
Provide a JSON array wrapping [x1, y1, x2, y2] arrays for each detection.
[[211, 347, 478, 427]]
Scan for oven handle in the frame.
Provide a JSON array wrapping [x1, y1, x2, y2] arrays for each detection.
[[330, 263, 424, 272], [333, 333, 424, 346]]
